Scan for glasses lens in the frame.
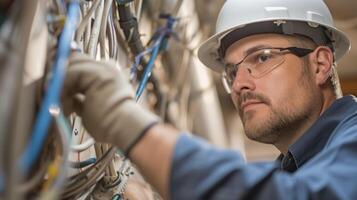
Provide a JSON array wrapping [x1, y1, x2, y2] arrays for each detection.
[[222, 71, 232, 94], [242, 49, 285, 78], [222, 48, 286, 93], [222, 63, 237, 93]]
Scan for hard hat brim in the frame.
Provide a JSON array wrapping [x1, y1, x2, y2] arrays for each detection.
[[198, 19, 351, 72]]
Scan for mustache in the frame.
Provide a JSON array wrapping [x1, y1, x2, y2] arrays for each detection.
[[237, 92, 271, 108]]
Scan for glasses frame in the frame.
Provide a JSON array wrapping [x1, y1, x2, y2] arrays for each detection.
[[222, 47, 314, 94]]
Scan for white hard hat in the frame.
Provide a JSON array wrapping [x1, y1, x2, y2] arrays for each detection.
[[198, 0, 351, 72]]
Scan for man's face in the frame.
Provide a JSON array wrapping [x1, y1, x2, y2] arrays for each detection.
[[224, 34, 320, 144]]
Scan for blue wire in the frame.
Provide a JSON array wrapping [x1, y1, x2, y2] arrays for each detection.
[[19, 1, 79, 174], [130, 44, 158, 81], [0, 3, 79, 191], [133, 15, 177, 100], [135, 37, 162, 101]]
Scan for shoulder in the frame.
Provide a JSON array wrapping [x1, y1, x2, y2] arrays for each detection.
[[326, 111, 357, 147]]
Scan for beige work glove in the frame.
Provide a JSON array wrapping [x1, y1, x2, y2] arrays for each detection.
[[62, 52, 160, 153]]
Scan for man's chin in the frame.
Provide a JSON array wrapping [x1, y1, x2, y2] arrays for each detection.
[[244, 129, 277, 144]]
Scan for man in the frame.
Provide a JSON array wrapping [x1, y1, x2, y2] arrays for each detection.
[[63, 0, 357, 199]]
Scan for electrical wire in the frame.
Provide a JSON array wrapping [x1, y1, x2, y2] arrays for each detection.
[[70, 158, 97, 168], [134, 15, 178, 100], [77, 127, 86, 173], [75, 0, 100, 44], [117, 1, 145, 56], [87, 0, 104, 56], [0, 0, 43, 198], [36, 107, 72, 200], [18, 159, 50, 193], [71, 138, 95, 152], [135, 39, 161, 100], [52, 109, 72, 190], [99, 0, 113, 58], [113, 10, 130, 56], [112, 193, 123, 200], [136, 0, 143, 22], [108, 9, 118, 58], [18, 0, 79, 178], [173, 0, 184, 17], [55, 0, 66, 15], [64, 147, 116, 190], [62, 147, 117, 199]]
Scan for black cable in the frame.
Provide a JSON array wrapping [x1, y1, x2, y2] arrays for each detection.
[[116, 1, 145, 58]]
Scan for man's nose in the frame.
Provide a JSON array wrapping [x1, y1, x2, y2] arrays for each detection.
[[231, 67, 256, 94]]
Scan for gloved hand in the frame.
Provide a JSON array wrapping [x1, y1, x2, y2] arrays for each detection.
[[62, 52, 160, 153]]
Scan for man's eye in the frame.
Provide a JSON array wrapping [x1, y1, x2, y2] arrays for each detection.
[[257, 54, 272, 63]]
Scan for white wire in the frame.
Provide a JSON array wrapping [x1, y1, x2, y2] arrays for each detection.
[[173, 0, 184, 16], [71, 138, 95, 152], [99, 0, 113, 58], [136, 0, 144, 22], [75, 0, 100, 44], [87, 0, 104, 56]]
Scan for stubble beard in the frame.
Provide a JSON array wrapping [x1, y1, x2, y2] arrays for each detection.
[[242, 101, 313, 144], [238, 72, 317, 144]]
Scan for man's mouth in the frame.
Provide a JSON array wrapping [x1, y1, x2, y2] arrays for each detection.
[[240, 100, 264, 111]]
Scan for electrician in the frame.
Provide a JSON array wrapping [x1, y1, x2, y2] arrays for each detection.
[[63, 0, 357, 199]]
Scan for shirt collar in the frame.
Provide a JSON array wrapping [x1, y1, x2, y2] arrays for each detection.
[[279, 95, 357, 172]]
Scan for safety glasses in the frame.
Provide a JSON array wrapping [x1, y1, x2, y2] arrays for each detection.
[[222, 47, 314, 94]]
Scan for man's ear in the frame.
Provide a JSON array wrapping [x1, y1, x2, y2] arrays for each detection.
[[312, 46, 334, 86]]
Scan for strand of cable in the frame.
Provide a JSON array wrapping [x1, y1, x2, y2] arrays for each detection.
[[62, 147, 117, 199], [75, 0, 100, 44], [0, 0, 39, 194], [71, 1, 121, 190], [99, 0, 113, 58], [172, 0, 184, 18], [37, 107, 72, 199], [69, 158, 97, 168], [65, 145, 117, 194], [87, 0, 104, 56], [132, 14, 178, 100], [112, 7, 130, 56], [116, 1, 145, 57], [136, 0, 143, 22], [108, 8, 118, 58], [52, 109, 72, 190], [17, 159, 50, 193], [18, 0, 80, 177], [71, 138, 95, 152]]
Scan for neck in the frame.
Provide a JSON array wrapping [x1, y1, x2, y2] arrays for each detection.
[[274, 112, 318, 155]]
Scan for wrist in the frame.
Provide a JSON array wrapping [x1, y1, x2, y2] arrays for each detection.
[[112, 100, 161, 153]]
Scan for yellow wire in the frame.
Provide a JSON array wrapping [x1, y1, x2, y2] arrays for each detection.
[[42, 156, 61, 191]]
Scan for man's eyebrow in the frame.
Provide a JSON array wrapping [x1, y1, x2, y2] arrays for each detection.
[[225, 44, 272, 65], [244, 44, 272, 56]]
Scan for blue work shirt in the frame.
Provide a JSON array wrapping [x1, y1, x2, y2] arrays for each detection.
[[170, 95, 357, 199]]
